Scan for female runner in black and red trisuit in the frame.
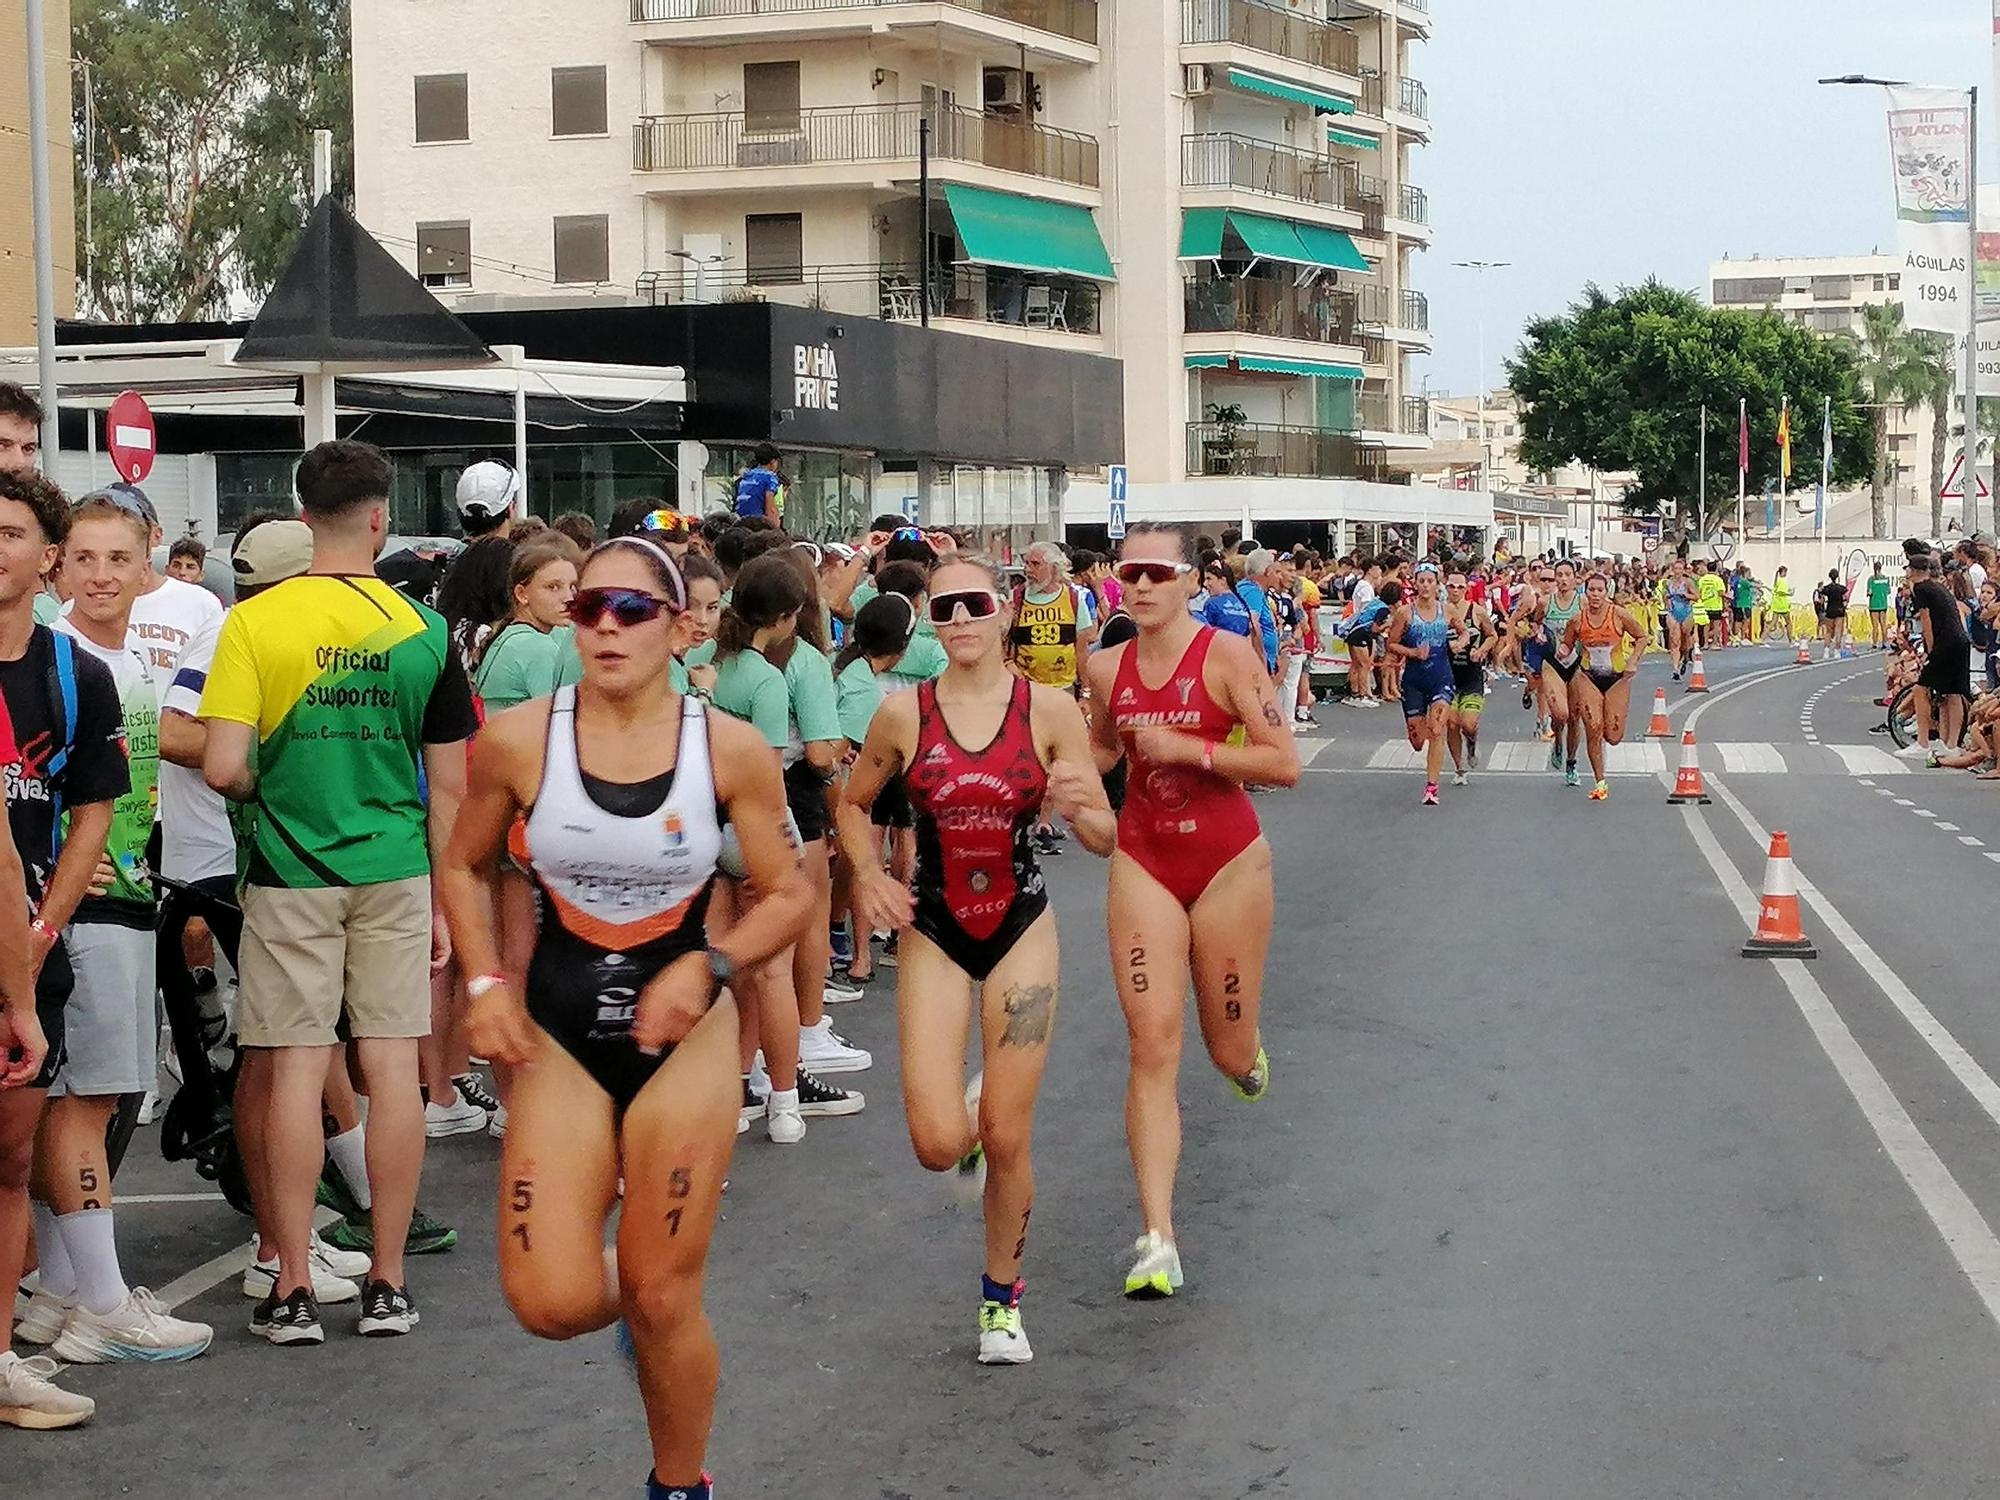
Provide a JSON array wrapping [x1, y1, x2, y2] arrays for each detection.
[[1084, 522, 1301, 1300], [839, 554, 1114, 1366]]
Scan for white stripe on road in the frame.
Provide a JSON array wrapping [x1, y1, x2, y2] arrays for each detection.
[[1679, 799, 2000, 1331], [1294, 736, 1337, 768], [1828, 744, 1909, 776], [1720, 741, 1784, 774], [120, 1192, 227, 1206], [153, 1206, 339, 1312]]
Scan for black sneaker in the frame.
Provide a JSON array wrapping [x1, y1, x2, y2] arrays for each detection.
[[453, 1071, 502, 1113], [879, 933, 899, 968], [739, 1075, 766, 1127], [251, 1287, 325, 1347], [357, 1280, 419, 1337], [795, 1068, 865, 1118]]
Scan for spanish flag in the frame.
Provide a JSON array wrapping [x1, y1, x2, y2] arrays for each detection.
[[1776, 398, 1792, 481]]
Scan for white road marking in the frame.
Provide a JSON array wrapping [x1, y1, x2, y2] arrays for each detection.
[[1679, 799, 2000, 1332], [1894, 798, 1914, 806], [119, 1192, 227, 1206], [1913, 808, 1939, 818], [1936, 822, 1962, 832], [1367, 742, 1420, 770], [1293, 736, 1337, 768], [1719, 742, 1785, 774], [154, 1206, 339, 1312], [1829, 745, 1907, 775], [1961, 837, 1984, 847]]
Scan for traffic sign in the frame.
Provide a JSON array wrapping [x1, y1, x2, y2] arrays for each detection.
[[1108, 464, 1128, 504], [1708, 534, 1737, 564], [1941, 451, 1991, 499], [1641, 535, 1660, 556], [105, 390, 156, 485], [1108, 500, 1127, 540], [901, 494, 920, 523]]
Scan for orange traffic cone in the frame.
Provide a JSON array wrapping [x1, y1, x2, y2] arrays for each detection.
[[1645, 687, 1671, 738], [1742, 831, 1817, 958], [1667, 730, 1710, 804], [1794, 638, 1812, 665], [1685, 648, 1708, 693]]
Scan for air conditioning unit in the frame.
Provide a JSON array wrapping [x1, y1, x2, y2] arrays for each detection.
[[1185, 64, 1212, 97], [984, 67, 1026, 113]]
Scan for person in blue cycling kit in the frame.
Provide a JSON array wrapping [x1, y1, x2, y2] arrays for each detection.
[[1386, 563, 1458, 806]]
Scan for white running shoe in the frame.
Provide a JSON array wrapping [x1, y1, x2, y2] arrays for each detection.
[[766, 1089, 806, 1145], [952, 1074, 987, 1203], [12, 1288, 73, 1345], [0, 1351, 95, 1429], [1122, 1231, 1184, 1300], [1451, 771, 1468, 787], [1895, 742, 1931, 760], [423, 1089, 488, 1138], [487, 1104, 508, 1139], [798, 1017, 871, 1073], [977, 1301, 1033, 1366], [241, 1235, 365, 1303], [51, 1288, 213, 1363], [820, 978, 865, 1006]]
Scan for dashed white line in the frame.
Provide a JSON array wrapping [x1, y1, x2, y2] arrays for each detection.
[[1937, 821, 1962, 832], [1961, 836, 1985, 847]]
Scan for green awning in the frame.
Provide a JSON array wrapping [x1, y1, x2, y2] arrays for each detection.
[[941, 184, 1115, 282], [1326, 126, 1379, 150], [1226, 67, 1356, 115], [1291, 221, 1372, 272], [1184, 354, 1364, 380], [1226, 211, 1311, 265], [1178, 207, 1229, 259]]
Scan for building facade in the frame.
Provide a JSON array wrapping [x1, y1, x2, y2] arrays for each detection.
[[349, 0, 1441, 541], [0, 0, 77, 346]]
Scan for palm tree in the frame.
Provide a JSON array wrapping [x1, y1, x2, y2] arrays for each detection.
[[1843, 302, 1932, 538], [1911, 332, 1956, 540]]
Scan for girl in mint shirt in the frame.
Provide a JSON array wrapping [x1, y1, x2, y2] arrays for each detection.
[[472, 535, 579, 712], [835, 595, 921, 746]]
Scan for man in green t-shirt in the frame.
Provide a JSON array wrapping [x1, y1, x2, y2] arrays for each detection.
[[1867, 563, 1894, 649], [201, 440, 479, 1345]]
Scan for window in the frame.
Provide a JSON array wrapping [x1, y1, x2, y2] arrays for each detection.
[[417, 222, 472, 288], [414, 74, 469, 143], [745, 213, 803, 285], [744, 62, 801, 133], [1811, 275, 1852, 302], [1808, 307, 1849, 333], [1874, 275, 1887, 291], [1889, 274, 1902, 290], [551, 66, 608, 137], [1714, 276, 1783, 305], [554, 215, 610, 284]]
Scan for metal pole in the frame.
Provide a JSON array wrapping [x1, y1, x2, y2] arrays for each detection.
[[26, 0, 61, 468], [918, 117, 932, 329], [1967, 85, 1983, 536], [303, 131, 338, 448], [1698, 404, 1707, 539], [80, 59, 94, 320], [514, 370, 529, 517]]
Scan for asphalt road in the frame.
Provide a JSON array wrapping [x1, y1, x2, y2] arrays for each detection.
[[17, 640, 2000, 1500]]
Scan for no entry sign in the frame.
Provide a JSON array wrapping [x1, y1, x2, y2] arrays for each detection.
[[105, 390, 156, 484]]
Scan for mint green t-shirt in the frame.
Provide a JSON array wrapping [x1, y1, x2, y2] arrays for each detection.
[[32, 591, 59, 627], [473, 622, 564, 712], [887, 631, 948, 688], [550, 624, 582, 689], [710, 648, 790, 751], [836, 656, 886, 744], [783, 640, 842, 745]]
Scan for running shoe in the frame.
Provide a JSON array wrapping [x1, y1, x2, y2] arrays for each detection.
[[879, 933, 899, 968], [1895, 742, 1931, 760], [795, 1068, 865, 1118], [316, 1161, 367, 1222], [1032, 828, 1063, 858], [955, 1074, 986, 1198], [424, 1089, 488, 1138], [356, 1281, 419, 1338], [1565, 764, 1579, 788], [739, 1075, 765, 1128], [1589, 781, 1609, 802], [819, 977, 865, 1006], [453, 1072, 502, 1113], [799, 1017, 871, 1073], [1123, 1231, 1184, 1300], [249, 1287, 324, 1347], [12, 1288, 73, 1346], [829, 922, 855, 969], [1229, 1045, 1271, 1103], [0, 1351, 95, 1428], [977, 1301, 1034, 1365], [1451, 771, 1468, 787], [1927, 751, 1946, 769], [1548, 741, 1563, 771], [241, 1234, 366, 1303], [51, 1288, 213, 1363], [1422, 783, 1439, 806], [323, 1208, 459, 1257]]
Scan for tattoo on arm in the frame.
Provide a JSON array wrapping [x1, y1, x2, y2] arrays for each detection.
[[1262, 700, 1284, 728], [999, 982, 1057, 1047]]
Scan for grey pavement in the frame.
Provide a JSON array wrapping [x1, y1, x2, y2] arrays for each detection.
[[16, 640, 2000, 1499]]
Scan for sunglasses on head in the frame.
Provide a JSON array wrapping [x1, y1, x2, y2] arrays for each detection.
[[1114, 560, 1193, 587], [640, 508, 688, 536], [891, 526, 925, 543], [927, 588, 1000, 625], [568, 587, 675, 629]]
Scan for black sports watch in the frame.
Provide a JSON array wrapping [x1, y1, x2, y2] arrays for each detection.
[[706, 947, 735, 993]]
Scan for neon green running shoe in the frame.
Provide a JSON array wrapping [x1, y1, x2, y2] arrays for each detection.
[[1229, 1045, 1271, 1104], [323, 1208, 458, 1257], [1123, 1230, 1183, 1300], [976, 1300, 1033, 1365]]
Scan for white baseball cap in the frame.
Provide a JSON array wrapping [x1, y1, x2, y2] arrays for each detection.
[[455, 460, 520, 521]]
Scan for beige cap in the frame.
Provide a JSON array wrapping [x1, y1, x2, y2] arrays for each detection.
[[232, 519, 315, 588]]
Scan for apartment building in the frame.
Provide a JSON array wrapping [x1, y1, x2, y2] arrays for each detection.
[[350, 0, 1444, 546], [1708, 254, 1937, 516], [0, 0, 76, 347]]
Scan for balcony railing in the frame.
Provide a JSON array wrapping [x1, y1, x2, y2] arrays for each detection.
[[1398, 183, 1428, 224], [1182, 133, 1383, 221], [629, 0, 1099, 46], [1401, 288, 1427, 330], [1181, 0, 1358, 76], [1183, 267, 1358, 343], [1187, 420, 1387, 480], [1397, 77, 1428, 118], [636, 102, 1100, 187], [1403, 394, 1429, 434], [636, 257, 1102, 334]]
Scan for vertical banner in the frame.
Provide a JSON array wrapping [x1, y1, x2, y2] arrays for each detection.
[[1886, 86, 1973, 335]]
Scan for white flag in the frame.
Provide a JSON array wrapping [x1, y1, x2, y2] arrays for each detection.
[[1886, 86, 1973, 335]]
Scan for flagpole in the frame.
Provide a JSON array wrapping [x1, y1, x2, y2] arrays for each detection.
[[1698, 404, 1708, 541], [1779, 394, 1789, 572], [1818, 394, 1831, 583], [1737, 397, 1748, 557]]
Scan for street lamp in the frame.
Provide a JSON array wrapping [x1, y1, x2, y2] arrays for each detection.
[[1820, 73, 1981, 534], [1451, 260, 1511, 495]]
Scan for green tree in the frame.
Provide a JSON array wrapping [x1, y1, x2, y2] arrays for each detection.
[[1508, 280, 1873, 537], [1909, 333, 1957, 540], [1839, 302, 1931, 538], [72, 0, 352, 323]]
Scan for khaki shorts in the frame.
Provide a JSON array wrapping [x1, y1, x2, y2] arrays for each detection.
[[238, 876, 433, 1047]]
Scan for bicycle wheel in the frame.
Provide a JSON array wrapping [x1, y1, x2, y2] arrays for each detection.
[[1886, 685, 1920, 749]]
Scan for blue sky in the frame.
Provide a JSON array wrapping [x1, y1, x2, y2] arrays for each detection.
[[1421, 0, 1998, 397]]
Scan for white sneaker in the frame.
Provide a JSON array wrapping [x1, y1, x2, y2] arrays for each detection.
[[241, 1235, 365, 1303], [747, 1052, 772, 1097], [977, 1300, 1033, 1366], [1122, 1231, 1184, 1300], [423, 1089, 488, 1138], [1895, 742, 1931, 760], [1451, 771, 1468, 787], [487, 1104, 508, 1139], [0, 1351, 95, 1429], [765, 1089, 806, 1145], [12, 1287, 74, 1345], [798, 1017, 871, 1073], [820, 978, 865, 1006], [135, 1089, 160, 1126], [51, 1288, 213, 1363]]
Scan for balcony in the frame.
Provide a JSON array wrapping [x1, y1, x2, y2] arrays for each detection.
[[1401, 288, 1427, 330], [1397, 77, 1428, 119], [629, 0, 1098, 49], [1182, 133, 1384, 225], [1183, 266, 1359, 343], [1353, 390, 1430, 436], [634, 102, 1100, 189], [1398, 183, 1428, 224], [1187, 420, 1388, 480], [1181, 0, 1360, 77]]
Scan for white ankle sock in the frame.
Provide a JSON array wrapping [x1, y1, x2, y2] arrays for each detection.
[[31, 1202, 75, 1299], [326, 1124, 373, 1210], [55, 1208, 127, 1316], [766, 1088, 799, 1112]]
